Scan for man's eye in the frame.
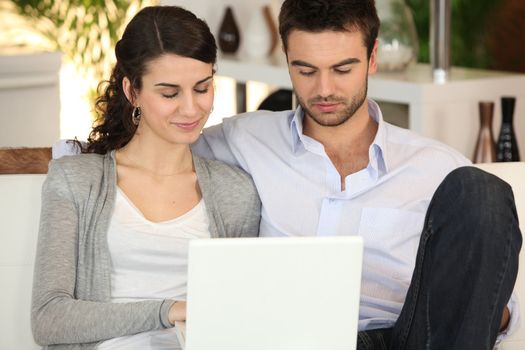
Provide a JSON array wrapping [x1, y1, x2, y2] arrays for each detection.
[[334, 68, 351, 74], [299, 70, 315, 76]]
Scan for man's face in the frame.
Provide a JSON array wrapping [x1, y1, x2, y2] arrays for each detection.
[[286, 29, 377, 127]]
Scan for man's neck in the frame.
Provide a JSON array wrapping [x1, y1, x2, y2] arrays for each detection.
[[303, 107, 378, 188]]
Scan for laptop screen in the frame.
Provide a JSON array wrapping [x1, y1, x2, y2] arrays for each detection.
[[184, 236, 363, 350]]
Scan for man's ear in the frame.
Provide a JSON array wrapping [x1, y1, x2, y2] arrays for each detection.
[[281, 44, 289, 63], [368, 39, 379, 75], [122, 77, 136, 106]]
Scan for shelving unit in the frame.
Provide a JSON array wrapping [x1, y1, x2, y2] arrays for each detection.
[[217, 55, 525, 158]]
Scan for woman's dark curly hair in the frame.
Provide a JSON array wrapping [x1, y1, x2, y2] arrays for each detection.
[[85, 6, 217, 154]]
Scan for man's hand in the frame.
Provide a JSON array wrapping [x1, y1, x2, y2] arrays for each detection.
[[500, 306, 510, 332]]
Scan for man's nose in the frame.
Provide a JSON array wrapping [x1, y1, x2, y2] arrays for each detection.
[[316, 72, 336, 98]]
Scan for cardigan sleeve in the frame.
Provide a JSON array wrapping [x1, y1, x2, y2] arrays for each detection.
[[196, 156, 261, 238], [31, 160, 176, 347]]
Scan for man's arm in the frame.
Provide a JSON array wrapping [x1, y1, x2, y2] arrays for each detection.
[[52, 139, 83, 159], [192, 123, 240, 167]]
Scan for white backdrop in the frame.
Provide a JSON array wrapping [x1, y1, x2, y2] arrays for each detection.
[[161, 0, 283, 39], [160, 0, 285, 125]]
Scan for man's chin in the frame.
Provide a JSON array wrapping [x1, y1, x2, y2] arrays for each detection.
[[307, 113, 352, 128]]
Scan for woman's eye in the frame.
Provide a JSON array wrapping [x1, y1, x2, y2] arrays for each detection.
[[162, 92, 178, 98], [194, 88, 209, 94]]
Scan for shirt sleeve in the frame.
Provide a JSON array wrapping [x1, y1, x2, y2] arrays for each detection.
[[52, 139, 83, 159], [192, 123, 240, 167]]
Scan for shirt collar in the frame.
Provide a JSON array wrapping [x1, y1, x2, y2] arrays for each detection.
[[289, 99, 390, 176], [367, 99, 389, 176], [289, 106, 305, 154]]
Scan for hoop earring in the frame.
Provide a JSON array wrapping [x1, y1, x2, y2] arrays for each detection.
[[131, 107, 141, 126]]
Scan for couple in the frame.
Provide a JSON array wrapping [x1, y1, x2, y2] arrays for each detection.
[[32, 1, 521, 349]]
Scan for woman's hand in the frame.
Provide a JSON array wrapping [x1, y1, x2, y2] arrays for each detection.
[[168, 301, 187, 325]]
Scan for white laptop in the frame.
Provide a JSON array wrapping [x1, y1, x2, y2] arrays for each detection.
[[179, 236, 363, 350]]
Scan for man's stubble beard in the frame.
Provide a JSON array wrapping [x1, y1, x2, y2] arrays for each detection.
[[297, 79, 368, 128]]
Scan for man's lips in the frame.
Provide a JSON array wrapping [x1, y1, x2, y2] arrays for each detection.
[[312, 102, 340, 113]]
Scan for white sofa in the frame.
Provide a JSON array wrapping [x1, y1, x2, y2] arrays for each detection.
[[0, 174, 44, 349], [0, 163, 523, 349], [476, 163, 525, 350]]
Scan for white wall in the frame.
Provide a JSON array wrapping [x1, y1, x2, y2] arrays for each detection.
[[161, 0, 283, 39], [0, 51, 61, 148], [161, 0, 285, 124]]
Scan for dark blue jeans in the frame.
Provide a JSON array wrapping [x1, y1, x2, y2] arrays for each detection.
[[357, 167, 522, 350]]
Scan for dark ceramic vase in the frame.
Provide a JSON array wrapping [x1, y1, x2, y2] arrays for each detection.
[[218, 7, 241, 54], [496, 96, 520, 162], [473, 101, 497, 164]]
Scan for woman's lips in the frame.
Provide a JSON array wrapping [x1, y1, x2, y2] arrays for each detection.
[[171, 120, 200, 130]]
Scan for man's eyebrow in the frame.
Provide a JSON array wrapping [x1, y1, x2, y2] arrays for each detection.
[[290, 60, 317, 69], [332, 58, 361, 68], [290, 58, 361, 69], [154, 75, 214, 88]]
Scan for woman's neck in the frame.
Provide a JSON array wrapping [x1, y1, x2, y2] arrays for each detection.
[[116, 136, 194, 177]]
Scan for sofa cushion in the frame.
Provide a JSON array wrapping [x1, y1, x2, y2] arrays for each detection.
[[0, 174, 45, 349], [475, 162, 525, 350]]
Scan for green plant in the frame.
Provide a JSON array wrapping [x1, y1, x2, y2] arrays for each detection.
[[405, 0, 500, 69]]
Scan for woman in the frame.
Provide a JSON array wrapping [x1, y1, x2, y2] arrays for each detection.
[[31, 6, 260, 349]]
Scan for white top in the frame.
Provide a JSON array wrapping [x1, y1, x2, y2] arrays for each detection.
[[97, 188, 210, 350]]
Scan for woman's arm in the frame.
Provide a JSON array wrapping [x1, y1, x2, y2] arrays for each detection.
[[31, 160, 176, 346]]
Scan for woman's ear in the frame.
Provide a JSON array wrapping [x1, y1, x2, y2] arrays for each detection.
[[122, 77, 135, 105]]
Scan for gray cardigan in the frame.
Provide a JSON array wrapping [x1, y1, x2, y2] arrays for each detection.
[[31, 151, 261, 349]]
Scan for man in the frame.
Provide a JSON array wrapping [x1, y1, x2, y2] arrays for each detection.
[[192, 0, 521, 349]]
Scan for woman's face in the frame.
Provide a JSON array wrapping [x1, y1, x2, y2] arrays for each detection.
[[126, 53, 215, 146]]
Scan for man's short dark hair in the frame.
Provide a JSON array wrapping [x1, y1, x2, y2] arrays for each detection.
[[278, 0, 380, 58]]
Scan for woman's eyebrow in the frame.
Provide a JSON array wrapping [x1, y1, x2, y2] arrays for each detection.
[[154, 75, 214, 88]]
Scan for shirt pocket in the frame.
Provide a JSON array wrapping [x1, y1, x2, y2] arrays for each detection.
[[358, 207, 425, 280]]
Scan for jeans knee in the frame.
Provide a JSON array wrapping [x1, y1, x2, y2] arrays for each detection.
[[424, 168, 521, 288], [429, 166, 519, 243], [441, 166, 513, 208]]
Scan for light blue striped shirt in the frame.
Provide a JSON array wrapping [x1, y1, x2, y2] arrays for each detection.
[[193, 99, 482, 331]]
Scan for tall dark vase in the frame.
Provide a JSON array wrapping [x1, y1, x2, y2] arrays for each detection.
[[496, 96, 520, 162], [473, 101, 497, 163], [218, 7, 241, 54]]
